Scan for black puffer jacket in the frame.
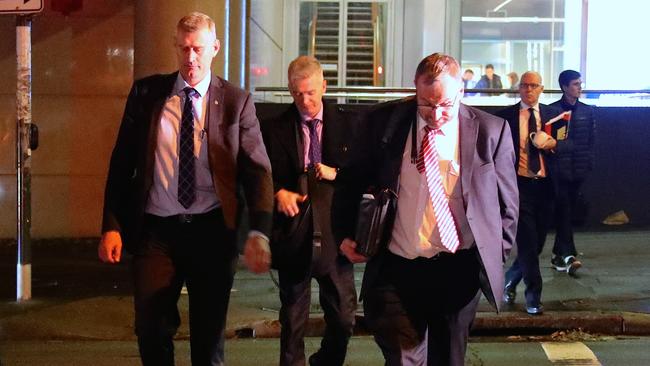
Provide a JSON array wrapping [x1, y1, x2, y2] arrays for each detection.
[[549, 98, 596, 181]]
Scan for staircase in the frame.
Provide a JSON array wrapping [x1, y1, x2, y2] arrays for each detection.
[[311, 2, 377, 87], [312, 2, 340, 86], [345, 2, 375, 86]]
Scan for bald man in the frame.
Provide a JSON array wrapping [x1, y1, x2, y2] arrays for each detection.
[[496, 71, 562, 315]]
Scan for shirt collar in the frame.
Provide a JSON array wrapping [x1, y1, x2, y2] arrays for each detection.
[[300, 104, 324, 123], [417, 113, 458, 137], [520, 101, 539, 112], [560, 97, 578, 111], [174, 71, 212, 97]]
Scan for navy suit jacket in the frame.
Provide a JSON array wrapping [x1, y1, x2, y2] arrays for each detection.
[[496, 102, 564, 182], [337, 97, 519, 311], [101, 72, 274, 253], [262, 101, 359, 274]]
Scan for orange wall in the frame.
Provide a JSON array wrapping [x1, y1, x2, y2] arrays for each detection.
[[0, 1, 134, 238]]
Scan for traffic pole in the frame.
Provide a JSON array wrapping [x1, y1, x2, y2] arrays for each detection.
[[16, 14, 33, 302]]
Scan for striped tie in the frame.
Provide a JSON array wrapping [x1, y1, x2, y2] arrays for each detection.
[[416, 126, 461, 253]]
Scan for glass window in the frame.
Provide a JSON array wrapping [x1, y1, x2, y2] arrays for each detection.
[[459, 0, 650, 106], [460, 0, 573, 91], [298, 0, 388, 87]]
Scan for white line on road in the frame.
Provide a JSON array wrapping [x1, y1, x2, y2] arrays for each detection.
[[541, 342, 602, 365]]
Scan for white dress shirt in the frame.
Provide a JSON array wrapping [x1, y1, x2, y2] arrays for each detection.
[[388, 113, 474, 259], [518, 102, 547, 178], [145, 72, 220, 216]]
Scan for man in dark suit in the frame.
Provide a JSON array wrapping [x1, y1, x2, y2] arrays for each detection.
[[497, 71, 563, 315], [549, 70, 595, 276], [97, 12, 273, 366], [337, 53, 519, 366], [262, 56, 357, 366]]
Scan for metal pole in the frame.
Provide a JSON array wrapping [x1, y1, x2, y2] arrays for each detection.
[[16, 15, 33, 302]]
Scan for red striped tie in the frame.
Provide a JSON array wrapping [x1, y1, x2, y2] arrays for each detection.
[[416, 126, 461, 253]]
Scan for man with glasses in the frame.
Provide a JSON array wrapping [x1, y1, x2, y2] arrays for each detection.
[[336, 53, 518, 365], [497, 71, 563, 315], [549, 70, 595, 276]]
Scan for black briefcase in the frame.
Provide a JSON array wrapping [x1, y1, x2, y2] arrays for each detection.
[[354, 188, 398, 257]]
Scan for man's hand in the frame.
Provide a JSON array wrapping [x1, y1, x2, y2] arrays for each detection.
[[314, 163, 337, 181], [243, 235, 271, 274], [98, 230, 122, 263], [275, 188, 307, 217], [339, 238, 369, 263], [540, 136, 557, 151]]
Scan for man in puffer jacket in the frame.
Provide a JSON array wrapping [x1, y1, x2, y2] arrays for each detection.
[[549, 70, 596, 276]]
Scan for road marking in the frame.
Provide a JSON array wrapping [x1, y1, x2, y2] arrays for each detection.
[[541, 342, 602, 365]]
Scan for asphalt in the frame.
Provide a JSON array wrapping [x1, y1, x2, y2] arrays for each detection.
[[1, 229, 649, 342]]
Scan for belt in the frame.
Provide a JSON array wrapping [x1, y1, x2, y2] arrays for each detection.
[[146, 208, 221, 225], [518, 175, 546, 181], [388, 246, 476, 264]]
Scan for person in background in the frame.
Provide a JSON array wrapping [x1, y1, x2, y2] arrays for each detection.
[[497, 71, 562, 315], [475, 64, 503, 91], [262, 55, 358, 366], [337, 53, 518, 366], [462, 69, 476, 89], [549, 70, 595, 276], [507, 72, 519, 90], [98, 12, 273, 366]]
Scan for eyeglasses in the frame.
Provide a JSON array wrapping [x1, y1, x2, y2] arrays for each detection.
[[417, 94, 459, 113], [519, 83, 541, 90]]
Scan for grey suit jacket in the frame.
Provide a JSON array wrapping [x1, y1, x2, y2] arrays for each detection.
[[101, 72, 274, 253], [339, 98, 519, 311]]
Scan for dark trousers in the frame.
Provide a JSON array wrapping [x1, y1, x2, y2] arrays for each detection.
[[552, 179, 583, 258], [278, 256, 357, 366], [133, 209, 238, 366], [505, 177, 554, 307], [364, 248, 482, 366]]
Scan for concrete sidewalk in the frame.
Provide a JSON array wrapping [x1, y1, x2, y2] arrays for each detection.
[[1, 230, 649, 341]]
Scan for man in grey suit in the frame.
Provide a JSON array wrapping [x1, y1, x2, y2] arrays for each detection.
[[337, 53, 519, 365], [98, 12, 273, 366]]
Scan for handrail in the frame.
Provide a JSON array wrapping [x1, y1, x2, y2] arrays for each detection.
[[309, 10, 317, 56], [371, 3, 380, 86], [255, 86, 650, 95]]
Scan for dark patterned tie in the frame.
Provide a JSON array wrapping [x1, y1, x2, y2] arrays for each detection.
[[527, 107, 541, 174], [306, 119, 322, 167], [178, 87, 197, 209]]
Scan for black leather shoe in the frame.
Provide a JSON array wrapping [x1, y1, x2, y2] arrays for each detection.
[[551, 255, 567, 271], [526, 304, 544, 315], [503, 282, 516, 305]]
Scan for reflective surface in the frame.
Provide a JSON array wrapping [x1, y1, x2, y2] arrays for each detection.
[[0, 2, 134, 237]]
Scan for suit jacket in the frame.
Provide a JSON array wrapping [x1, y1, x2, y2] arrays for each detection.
[[495, 102, 563, 183], [475, 74, 503, 90], [261, 101, 359, 274], [336, 97, 519, 311], [101, 72, 274, 253]]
